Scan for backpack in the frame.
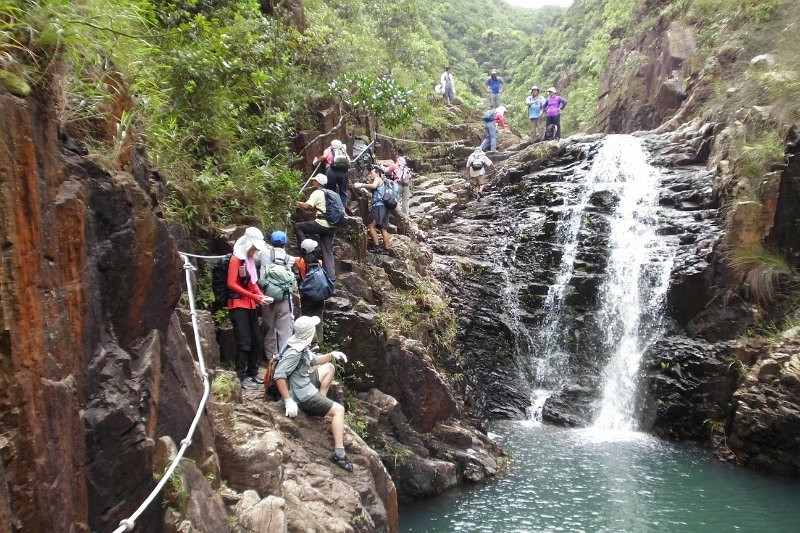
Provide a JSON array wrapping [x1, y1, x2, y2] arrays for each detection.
[[545, 123, 559, 141], [299, 264, 335, 301], [211, 253, 242, 311], [482, 109, 496, 122], [331, 145, 350, 170], [263, 344, 290, 398], [469, 155, 485, 171], [259, 248, 295, 301], [317, 189, 346, 226], [396, 165, 413, 185], [380, 178, 399, 210]]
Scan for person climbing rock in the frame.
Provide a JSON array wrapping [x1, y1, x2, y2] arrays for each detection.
[[480, 109, 498, 153], [526, 86, 546, 141], [295, 174, 337, 282], [484, 69, 504, 108], [295, 238, 324, 345], [273, 315, 353, 472], [440, 66, 456, 105], [353, 166, 396, 257], [466, 147, 494, 200], [258, 230, 296, 362], [388, 153, 412, 215], [228, 227, 273, 390], [494, 105, 508, 129], [313, 139, 350, 207], [542, 87, 568, 140]]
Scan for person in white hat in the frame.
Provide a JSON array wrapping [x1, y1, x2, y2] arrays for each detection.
[[312, 139, 350, 207], [526, 86, 546, 141], [228, 227, 273, 389], [296, 174, 337, 283], [542, 87, 568, 140], [273, 315, 353, 471], [295, 238, 324, 343]]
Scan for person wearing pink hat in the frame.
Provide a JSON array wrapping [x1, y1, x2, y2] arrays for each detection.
[[228, 227, 273, 389]]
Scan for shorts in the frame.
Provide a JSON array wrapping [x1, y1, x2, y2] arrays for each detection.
[[368, 204, 390, 229], [471, 173, 487, 186], [298, 392, 334, 417]]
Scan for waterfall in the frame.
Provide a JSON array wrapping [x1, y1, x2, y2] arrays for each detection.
[[530, 135, 673, 428], [592, 136, 674, 431]]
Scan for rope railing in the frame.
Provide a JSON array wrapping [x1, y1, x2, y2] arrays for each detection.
[[375, 132, 465, 149], [113, 251, 218, 532]]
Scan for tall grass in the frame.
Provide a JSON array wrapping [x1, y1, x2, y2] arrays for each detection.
[[728, 246, 794, 306]]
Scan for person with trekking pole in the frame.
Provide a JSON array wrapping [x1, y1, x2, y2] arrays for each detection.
[[313, 139, 350, 207]]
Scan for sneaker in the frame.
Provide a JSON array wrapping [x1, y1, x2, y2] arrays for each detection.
[[241, 377, 260, 390], [250, 375, 264, 385], [329, 452, 354, 472]]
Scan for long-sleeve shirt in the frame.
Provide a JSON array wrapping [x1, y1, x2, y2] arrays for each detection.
[[543, 95, 568, 117], [227, 255, 264, 310], [440, 72, 455, 92]]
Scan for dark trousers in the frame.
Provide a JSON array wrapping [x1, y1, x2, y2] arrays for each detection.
[[295, 220, 336, 282], [546, 115, 562, 139], [300, 297, 325, 345], [229, 307, 262, 380], [325, 167, 349, 207]]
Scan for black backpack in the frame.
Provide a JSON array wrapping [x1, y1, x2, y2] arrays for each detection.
[[211, 253, 244, 310]]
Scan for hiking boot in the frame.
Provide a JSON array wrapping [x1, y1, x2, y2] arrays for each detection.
[[329, 452, 354, 472], [367, 244, 384, 254], [240, 377, 260, 390], [382, 248, 397, 258]]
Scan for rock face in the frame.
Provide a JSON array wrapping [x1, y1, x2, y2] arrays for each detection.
[[0, 93, 182, 530]]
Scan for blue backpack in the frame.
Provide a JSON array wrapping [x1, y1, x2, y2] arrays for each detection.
[[483, 109, 496, 122], [318, 189, 345, 226], [299, 264, 335, 301]]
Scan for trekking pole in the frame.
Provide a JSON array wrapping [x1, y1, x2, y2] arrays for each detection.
[[298, 162, 323, 195], [352, 140, 375, 164]]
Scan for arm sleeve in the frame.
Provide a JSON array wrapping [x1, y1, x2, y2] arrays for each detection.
[[560, 97, 568, 108], [273, 349, 302, 381], [227, 256, 262, 302]]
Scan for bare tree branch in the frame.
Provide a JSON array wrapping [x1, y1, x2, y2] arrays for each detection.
[[298, 113, 347, 155]]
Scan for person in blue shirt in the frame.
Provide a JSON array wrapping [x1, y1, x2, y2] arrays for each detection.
[[484, 69, 504, 108], [525, 86, 547, 141]]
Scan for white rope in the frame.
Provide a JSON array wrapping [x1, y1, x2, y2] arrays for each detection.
[[375, 132, 464, 148], [113, 252, 212, 532]]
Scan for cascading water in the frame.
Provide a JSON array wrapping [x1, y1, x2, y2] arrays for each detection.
[[592, 137, 674, 431], [531, 135, 673, 427]]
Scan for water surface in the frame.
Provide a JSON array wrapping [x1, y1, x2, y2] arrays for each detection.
[[401, 422, 799, 532]]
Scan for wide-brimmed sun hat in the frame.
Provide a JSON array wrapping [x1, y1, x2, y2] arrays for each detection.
[[547, 87, 557, 93], [233, 227, 268, 259], [531, 86, 540, 92], [287, 315, 321, 350]]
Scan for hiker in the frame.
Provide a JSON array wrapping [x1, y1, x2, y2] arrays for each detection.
[[259, 231, 297, 362], [295, 174, 338, 282], [484, 69, 504, 108], [353, 166, 397, 257], [526, 86, 546, 140], [494, 105, 508, 129], [480, 109, 498, 153], [542, 87, 568, 140], [295, 238, 325, 344], [387, 154, 412, 214], [228, 227, 273, 390], [273, 315, 353, 472], [466, 147, 494, 200], [440, 67, 456, 105], [313, 139, 350, 207]]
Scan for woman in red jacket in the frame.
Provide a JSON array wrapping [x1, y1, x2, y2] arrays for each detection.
[[228, 227, 272, 389]]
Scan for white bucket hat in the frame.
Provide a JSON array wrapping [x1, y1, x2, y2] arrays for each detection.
[[287, 315, 320, 350], [330, 139, 344, 149], [232, 227, 268, 260]]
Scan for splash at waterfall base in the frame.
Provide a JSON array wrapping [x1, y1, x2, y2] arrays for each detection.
[[429, 123, 800, 475]]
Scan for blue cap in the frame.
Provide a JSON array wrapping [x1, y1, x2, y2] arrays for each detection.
[[270, 230, 287, 245]]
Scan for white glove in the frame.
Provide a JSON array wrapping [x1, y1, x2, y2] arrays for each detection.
[[330, 351, 348, 363], [354, 183, 363, 189], [284, 398, 298, 418]]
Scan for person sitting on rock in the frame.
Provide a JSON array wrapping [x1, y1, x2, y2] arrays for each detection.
[[353, 165, 396, 257], [273, 315, 352, 471], [466, 147, 494, 201]]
